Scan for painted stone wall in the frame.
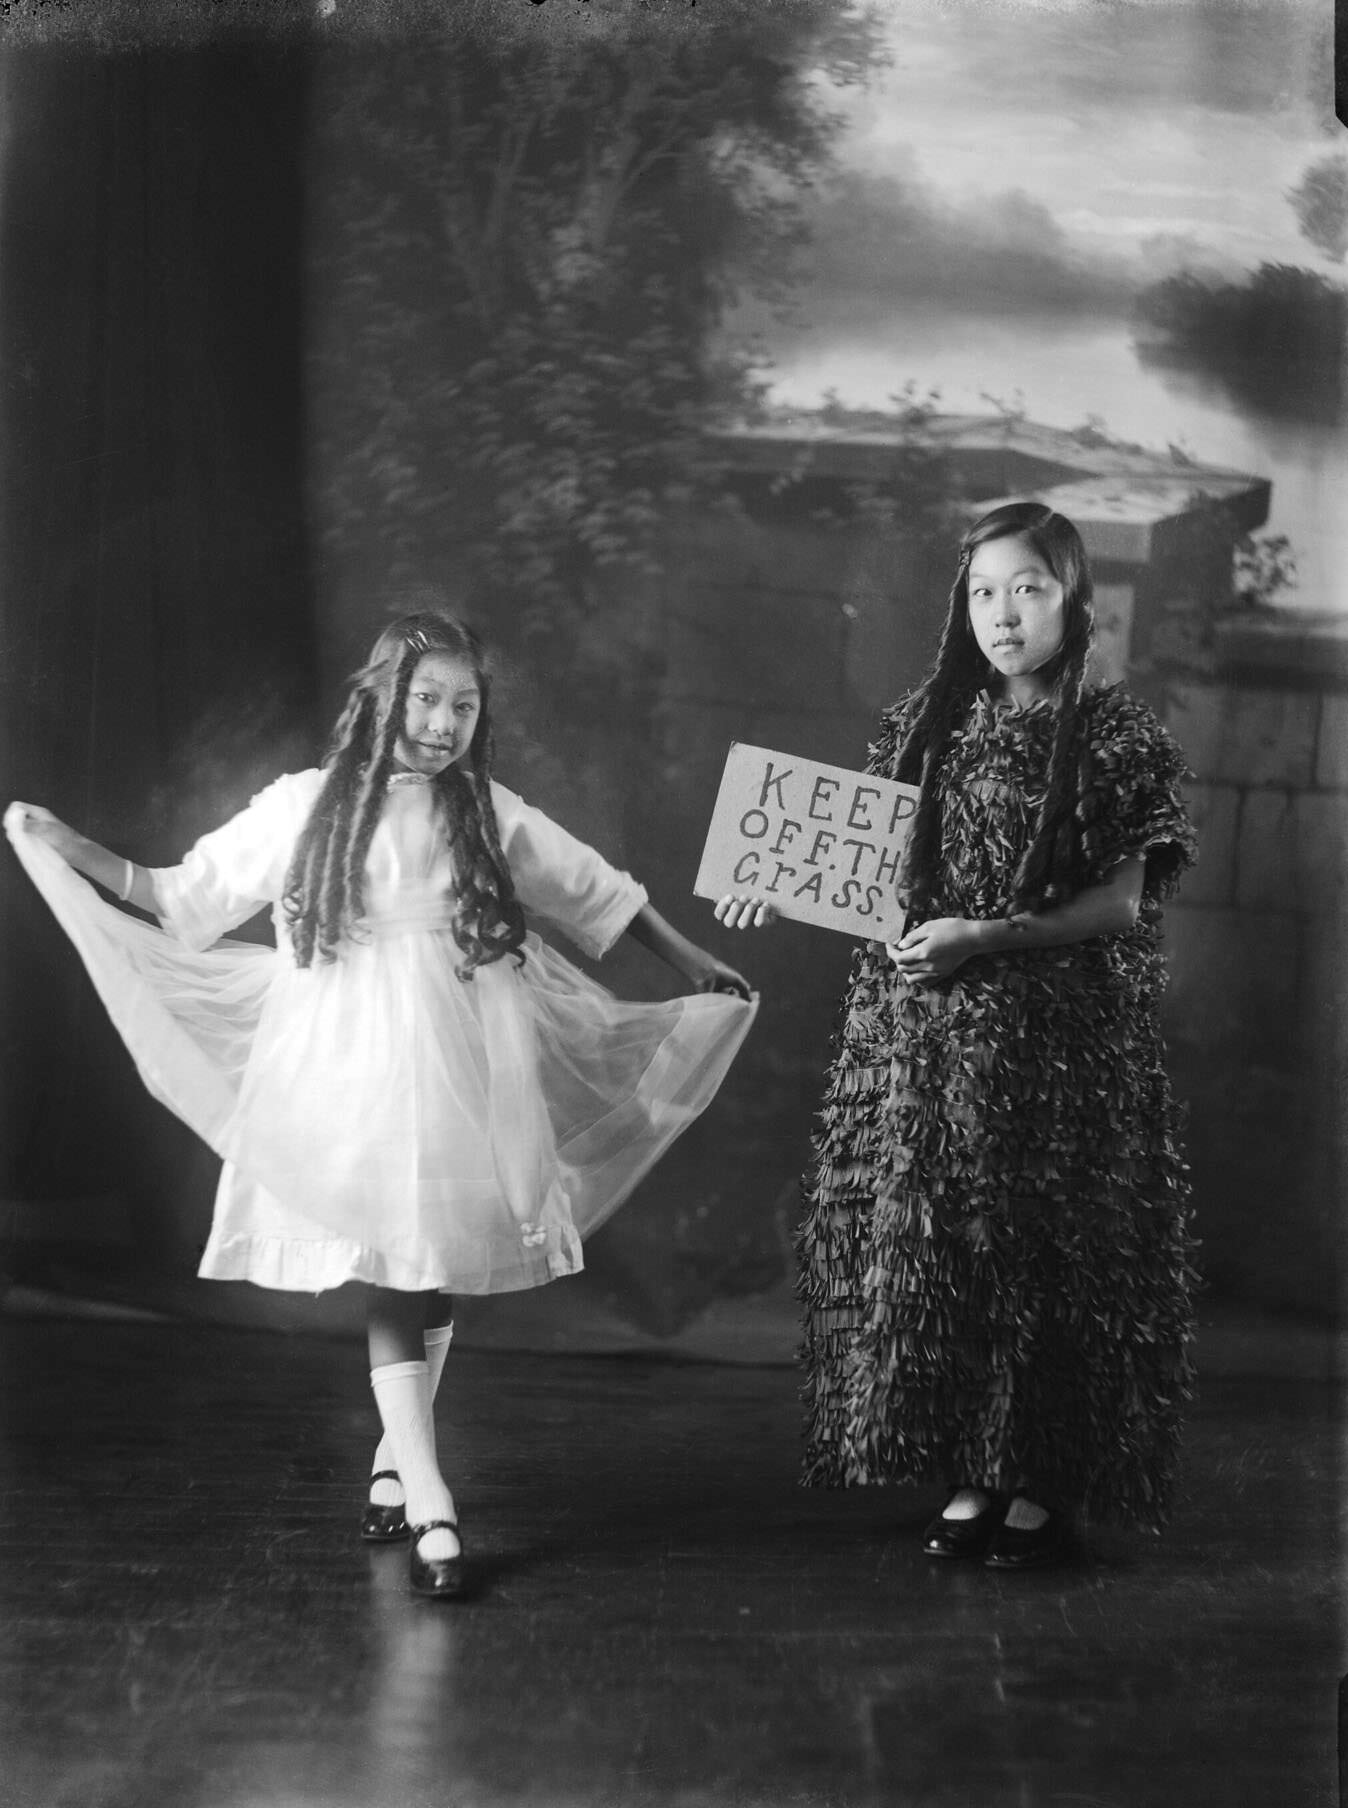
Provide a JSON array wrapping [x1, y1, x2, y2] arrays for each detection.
[[1162, 625, 1346, 1313]]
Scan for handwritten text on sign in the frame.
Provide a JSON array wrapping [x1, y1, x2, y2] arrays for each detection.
[[694, 744, 920, 939]]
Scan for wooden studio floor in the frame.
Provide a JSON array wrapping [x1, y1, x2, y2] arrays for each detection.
[[0, 1313, 1340, 1808]]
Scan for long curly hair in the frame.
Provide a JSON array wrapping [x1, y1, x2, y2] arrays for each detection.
[[282, 612, 527, 978], [893, 500, 1096, 915]]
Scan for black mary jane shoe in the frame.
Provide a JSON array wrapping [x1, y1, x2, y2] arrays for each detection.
[[360, 1470, 409, 1544], [409, 1519, 467, 1600], [921, 1491, 1006, 1560], [983, 1509, 1068, 1571]]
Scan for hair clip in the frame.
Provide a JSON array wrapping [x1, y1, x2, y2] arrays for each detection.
[[405, 626, 430, 655]]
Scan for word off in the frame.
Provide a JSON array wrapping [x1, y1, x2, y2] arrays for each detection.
[[694, 744, 920, 940]]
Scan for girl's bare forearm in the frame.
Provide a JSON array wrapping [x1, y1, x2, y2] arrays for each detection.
[[623, 901, 704, 977], [968, 858, 1145, 954], [60, 830, 159, 914]]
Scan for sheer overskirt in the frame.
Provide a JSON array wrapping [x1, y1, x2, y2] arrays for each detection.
[[7, 810, 756, 1294]]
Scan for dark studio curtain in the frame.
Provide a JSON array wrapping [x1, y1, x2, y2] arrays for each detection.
[[0, 43, 319, 1293]]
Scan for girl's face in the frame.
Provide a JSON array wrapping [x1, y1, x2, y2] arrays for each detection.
[[966, 533, 1066, 704], [395, 653, 482, 775]]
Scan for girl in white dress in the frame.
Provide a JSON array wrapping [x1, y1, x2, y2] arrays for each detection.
[[7, 612, 756, 1599]]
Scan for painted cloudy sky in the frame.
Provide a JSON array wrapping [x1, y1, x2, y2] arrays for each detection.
[[730, 0, 1343, 606]]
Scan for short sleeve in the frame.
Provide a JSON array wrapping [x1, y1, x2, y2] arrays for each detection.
[[491, 783, 648, 960], [149, 771, 323, 951], [865, 695, 919, 780], [1079, 690, 1196, 901]]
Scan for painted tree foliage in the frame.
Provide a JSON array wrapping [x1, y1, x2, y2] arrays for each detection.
[[1133, 262, 1346, 425], [307, 3, 882, 656], [1131, 149, 1348, 429]]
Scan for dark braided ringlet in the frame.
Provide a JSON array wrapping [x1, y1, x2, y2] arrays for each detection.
[[282, 612, 528, 979], [893, 500, 1096, 917]]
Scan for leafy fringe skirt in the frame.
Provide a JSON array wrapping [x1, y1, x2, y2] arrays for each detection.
[[796, 941, 1198, 1532]]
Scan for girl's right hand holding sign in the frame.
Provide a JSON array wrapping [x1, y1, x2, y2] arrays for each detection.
[[714, 894, 778, 930]]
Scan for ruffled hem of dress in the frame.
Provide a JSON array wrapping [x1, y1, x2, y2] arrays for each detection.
[[197, 1227, 584, 1296]]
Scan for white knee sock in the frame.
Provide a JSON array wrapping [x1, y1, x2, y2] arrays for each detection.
[[369, 1323, 453, 1507], [369, 1359, 458, 1560]]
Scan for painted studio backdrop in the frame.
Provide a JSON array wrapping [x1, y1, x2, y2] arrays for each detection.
[[0, 0, 1342, 1340]]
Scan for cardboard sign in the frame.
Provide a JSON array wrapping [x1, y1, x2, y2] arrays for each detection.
[[694, 743, 920, 939]]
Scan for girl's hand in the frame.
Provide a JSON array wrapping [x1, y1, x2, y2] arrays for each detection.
[[685, 947, 756, 1002], [6, 802, 79, 860], [713, 894, 778, 931], [886, 917, 978, 984], [624, 904, 756, 1000]]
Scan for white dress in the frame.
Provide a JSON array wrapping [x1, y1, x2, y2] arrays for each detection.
[[5, 773, 757, 1294]]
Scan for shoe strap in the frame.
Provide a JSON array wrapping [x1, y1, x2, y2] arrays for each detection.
[[410, 1518, 460, 1537], [369, 1469, 401, 1484]]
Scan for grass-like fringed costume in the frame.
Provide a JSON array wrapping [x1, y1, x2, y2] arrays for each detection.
[[797, 685, 1198, 1530]]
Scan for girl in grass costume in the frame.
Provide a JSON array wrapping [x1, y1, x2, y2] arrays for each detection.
[[720, 501, 1197, 1567]]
